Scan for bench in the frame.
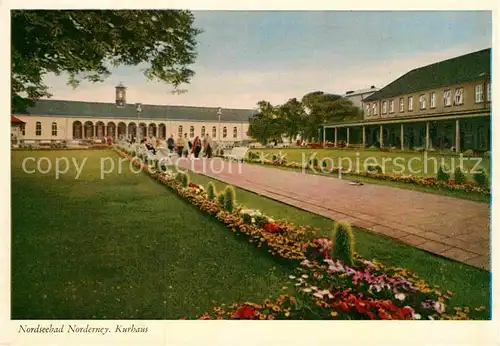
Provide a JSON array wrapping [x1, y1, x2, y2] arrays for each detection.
[[224, 147, 249, 162]]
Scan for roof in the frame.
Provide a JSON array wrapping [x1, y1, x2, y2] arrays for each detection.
[[15, 99, 255, 123], [11, 115, 25, 124], [344, 86, 379, 97], [364, 48, 491, 102]]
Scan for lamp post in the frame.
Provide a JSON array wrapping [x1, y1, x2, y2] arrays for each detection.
[[136, 103, 142, 141], [217, 107, 222, 143]]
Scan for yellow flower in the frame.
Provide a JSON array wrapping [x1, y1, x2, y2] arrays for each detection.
[[330, 311, 338, 317], [285, 311, 290, 317]]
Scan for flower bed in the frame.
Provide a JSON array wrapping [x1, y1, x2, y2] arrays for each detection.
[[244, 158, 490, 196], [113, 146, 485, 320]]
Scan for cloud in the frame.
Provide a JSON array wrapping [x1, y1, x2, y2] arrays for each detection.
[[42, 42, 490, 109]]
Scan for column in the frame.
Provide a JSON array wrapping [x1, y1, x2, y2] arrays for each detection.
[[379, 125, 383, 147], [334, 127, 338, 147], [322, 126, 326, 148], [455, 119, 461, 152], [425, 121, 430, 149], [125, 125, 128, 139], [400, 123, 404, 150], [346, 128, 350, 146], [362, 126, 366, 148]]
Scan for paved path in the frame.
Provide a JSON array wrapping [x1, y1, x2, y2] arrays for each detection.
[[178, 158, 490, 270]]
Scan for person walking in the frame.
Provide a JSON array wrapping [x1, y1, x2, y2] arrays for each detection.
[[167, 134, 175, 152], [175, 135, 184, 156], [192, 136, 202, 158], [182, 133, 190, 158], [204, 134, 213, 159]]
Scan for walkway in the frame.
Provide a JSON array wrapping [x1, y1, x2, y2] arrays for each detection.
[[178, 158, 490, 270]]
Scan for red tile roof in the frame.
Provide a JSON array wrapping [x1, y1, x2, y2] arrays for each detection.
[[11, 115, 25, 124]]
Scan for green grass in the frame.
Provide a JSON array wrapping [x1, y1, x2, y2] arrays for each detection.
[[11, 150, 293, 319], [249, 148, 490, 178], [186, 169, 491, 319]]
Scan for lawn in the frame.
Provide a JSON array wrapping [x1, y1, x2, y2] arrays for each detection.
[[185, 168, 491, 319], [11, 150, 292, 319], [248, 148, 490, 178]]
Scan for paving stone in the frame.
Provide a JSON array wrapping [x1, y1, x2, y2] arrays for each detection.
[[399, 234, 428, 246], [415, 241, 452, 255], [370, 225, 409, 239], [419, 231, 450, 243], [440, 248, 481, 263], [465, 255, 490, 271]]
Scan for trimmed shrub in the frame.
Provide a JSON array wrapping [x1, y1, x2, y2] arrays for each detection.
[[223, 186, 236, 213], [241, 213, 252, 224], [331, 221, 355, 267], [367, 164, 382, 174], [309, 158, 319, 167], [217, 192, 225, 206], [207, 182, 217, 200], [177, 171, 190, 188], [254, 214, 269, 227], [454, 167, 467, 185], [436, 164, 450, 182], [473, 167, 489, 186]]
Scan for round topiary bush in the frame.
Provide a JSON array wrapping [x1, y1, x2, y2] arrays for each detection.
[[176, 171, 190, 187], [223, 186, 236, 213], [454, 166, 467, 185], [207, 182, 217, 200], [331, 221, 355, 267]]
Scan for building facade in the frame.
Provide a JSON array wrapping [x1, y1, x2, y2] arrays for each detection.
[[343, 86, 379, 109], [325, 48, 491, 152], [12, 84, 254, 145]]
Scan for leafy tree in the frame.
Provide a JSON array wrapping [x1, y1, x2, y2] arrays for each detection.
[[277, 98, 306, 142], [11, 10, 202, 112], [248, 101, 284, 144]]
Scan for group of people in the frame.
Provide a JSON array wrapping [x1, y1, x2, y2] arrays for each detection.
[[167, 133, 214, 159]]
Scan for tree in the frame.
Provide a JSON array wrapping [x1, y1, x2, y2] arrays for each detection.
[[248, 101, 284, 145], [301, 91, 360, 141], [11, 10, 202, 112], [277, 98, 306, 142]]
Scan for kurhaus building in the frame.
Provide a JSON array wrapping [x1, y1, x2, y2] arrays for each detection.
[[12, 83, 254, 145], [324, 48, 491, 152]]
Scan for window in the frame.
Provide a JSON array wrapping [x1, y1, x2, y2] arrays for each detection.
[[201, 126, 205, 137], [365, 104, 371, 116], [382, 101, 387, 114], [430, 92, 436, 108], [408, 96, 413, 111], [35, 122, 42, 136], [475, 84, 484, 103], [399, 98, 404, 112], [454, 88, 464, 105], [212, 126, 216, 138], [486, 82, 491, 102], [233, 126, 238, 138], [222, 126, 227, 138], [178, 125, 183, 138], [20, 123, 25, 136], [443, 90, 452, 106], [371, 103, 377, 115], [189, 126, 194, 138], [51, 122, 57, 136], [419, 95, 426, 109], [389, 100, 394, 113]]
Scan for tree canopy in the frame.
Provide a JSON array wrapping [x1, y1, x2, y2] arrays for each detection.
[[248, 92, 362, 144], [11, 10, 202, 112]]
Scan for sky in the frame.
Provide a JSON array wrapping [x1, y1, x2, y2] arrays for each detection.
[[42, 11, 492, 110]]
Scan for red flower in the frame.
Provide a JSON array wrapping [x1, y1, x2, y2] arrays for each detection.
[[232, 305, 256, 319], [449, 179, 456, 185], [263, 223, 280, 233]]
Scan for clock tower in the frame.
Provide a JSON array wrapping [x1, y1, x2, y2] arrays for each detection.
[[115, 83, 127, 107]]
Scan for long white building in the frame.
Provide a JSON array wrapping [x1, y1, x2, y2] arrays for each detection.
[[12, 84, 254, 145]]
